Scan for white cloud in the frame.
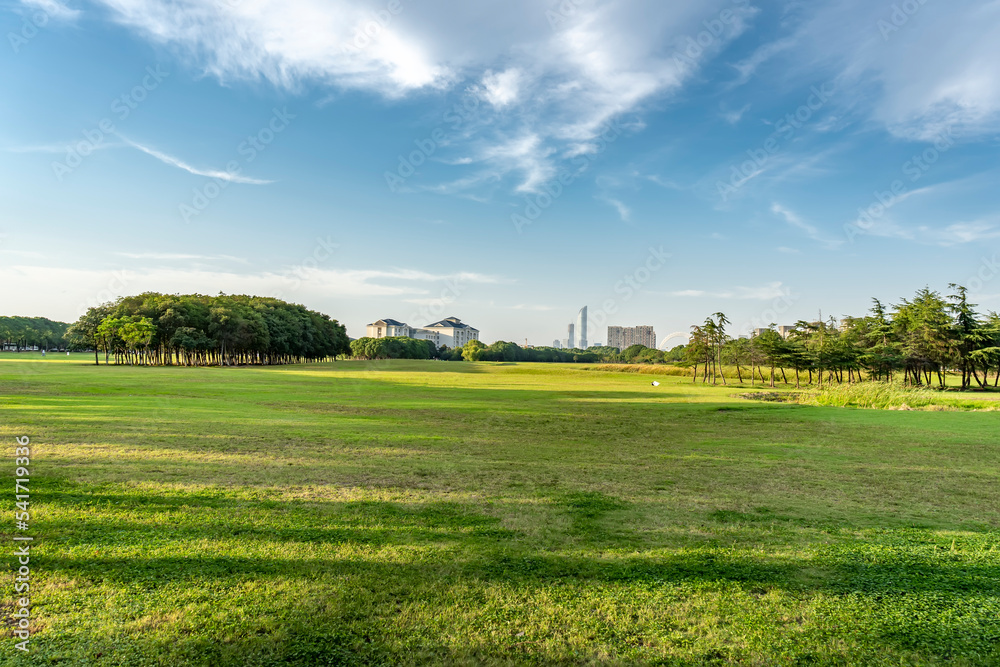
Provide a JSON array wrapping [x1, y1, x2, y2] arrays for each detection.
[[784, 0, 1000, 141], [0, 262, 509, 322], [507, 304, 557, 311], [601, 197, 631, 222], [721, 103, 751, 124], [86, 0, 758, 194], [728, 36, 796, 87], [90, 0, 447, 95], [21, 0, 80, 21], [669, 282, 790, 300], [856, 216, 1000, 247], [771, 202, 842, 249], [114, 252, 248, 262], [478, 68, 522, 108], [122, 139, 273, 184]]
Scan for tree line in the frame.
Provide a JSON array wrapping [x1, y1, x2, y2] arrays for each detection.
[[0, 317, 68, 351], [347, 337, 679, 363], [65, 293, 350, 366], [686, 285, 1000, 390]]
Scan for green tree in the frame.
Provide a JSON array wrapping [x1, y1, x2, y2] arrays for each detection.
[[462, 339, 486, 362]]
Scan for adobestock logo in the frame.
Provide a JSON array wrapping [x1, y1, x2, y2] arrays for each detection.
[[717, 81, 836, 202], [51, 66, 169, 182]]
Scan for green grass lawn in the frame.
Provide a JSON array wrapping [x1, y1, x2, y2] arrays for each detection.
[[1, 353, 999, 665]]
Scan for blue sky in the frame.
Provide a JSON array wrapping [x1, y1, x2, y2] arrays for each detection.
[[2, 0, 999, 346]]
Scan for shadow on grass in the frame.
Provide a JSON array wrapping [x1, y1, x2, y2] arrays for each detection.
[[19, 484, 1000, 666]]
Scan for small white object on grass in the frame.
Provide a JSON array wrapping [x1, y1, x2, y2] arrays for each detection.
[[651, 381, 660, 387]]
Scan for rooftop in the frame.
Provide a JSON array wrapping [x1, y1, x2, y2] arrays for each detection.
[[424, 317, 477, 330]]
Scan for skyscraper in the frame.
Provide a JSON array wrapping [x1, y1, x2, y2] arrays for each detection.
[[607, 325, 624, 349], [577, 306, 588, 349], [567, 323, 575, 349]]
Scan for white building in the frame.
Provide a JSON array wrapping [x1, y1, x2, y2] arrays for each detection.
[[365, 316, 479, 349], [422, 317, 480, 349], [365, 319, 413, 338]]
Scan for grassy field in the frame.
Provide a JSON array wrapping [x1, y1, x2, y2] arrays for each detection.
[[1, 352, 999, 665]]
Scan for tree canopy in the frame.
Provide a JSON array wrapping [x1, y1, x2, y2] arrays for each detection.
[[67, 293, 350, 366], [0, 316, 68, 351], [684, 285, 1000, 390]]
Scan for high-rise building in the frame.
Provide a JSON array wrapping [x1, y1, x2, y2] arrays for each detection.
[[607, 325, 624, 350], [607, 325, 657, 350], [632, 325, 656, 348], [577, 306, 588, 349], [567, 323, 575, 349], [552, 339, 561, 348]]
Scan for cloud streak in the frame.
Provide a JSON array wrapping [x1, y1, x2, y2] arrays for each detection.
[[669, 282, 790, 301], [771, 202, 842, 249], [122, 139, 273, 184]]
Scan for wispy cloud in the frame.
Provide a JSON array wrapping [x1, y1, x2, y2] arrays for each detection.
[[669, 282, 790, 301], [85, 0, 759, 195], [20, 0, 80, 21], [720, 103, 751, 125], [646, 174, 684, 190], [114, 252, 248, 262], [601, 197, 631, 222], [122, 139, 273, 184], [728, 37, 797, 87], [507, 304, 558, 311], [476, 68, 523, 109], [0, 262, 511, 322], [771, 202, 842, 249], [855, 216, 1000, 247]]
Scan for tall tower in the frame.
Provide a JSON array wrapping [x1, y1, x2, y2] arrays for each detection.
[[577, 306, 588, 349], [568, 323, 575, 349]]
